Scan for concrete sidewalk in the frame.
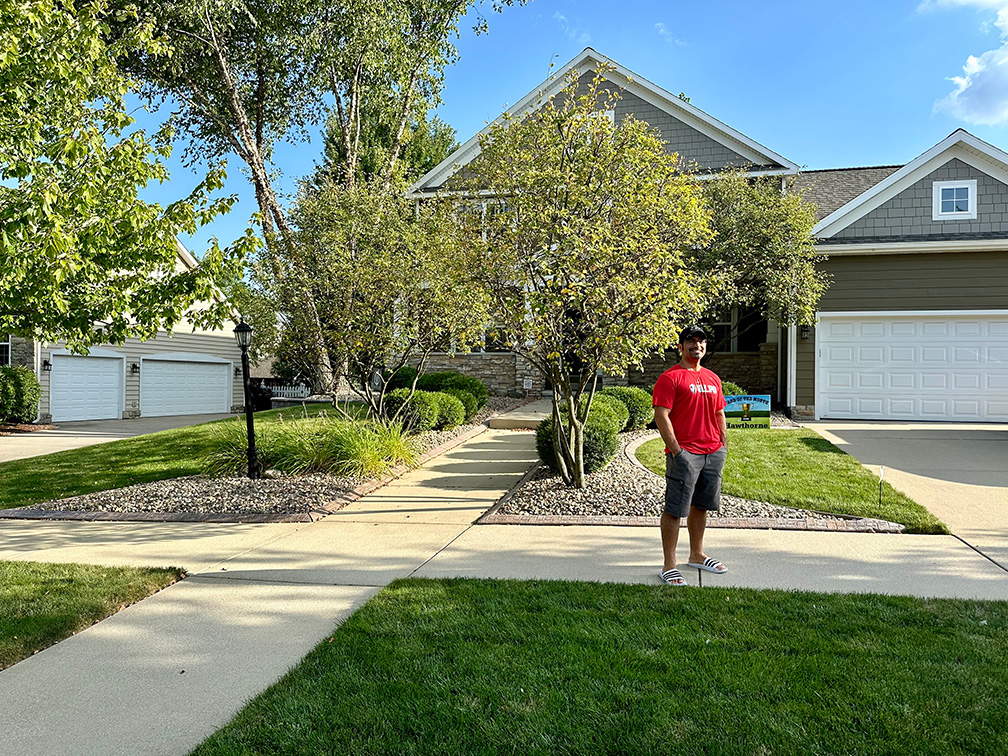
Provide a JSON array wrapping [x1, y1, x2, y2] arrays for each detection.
[[1, 423, 1007, 756]]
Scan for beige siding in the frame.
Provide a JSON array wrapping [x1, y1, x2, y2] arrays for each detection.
[[39, 329, 243, 420], [795, 249, 1008, 406]]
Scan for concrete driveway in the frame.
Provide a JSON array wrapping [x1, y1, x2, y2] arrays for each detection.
[[0, 414, 235, 464], [807, 421, 1008, 570]]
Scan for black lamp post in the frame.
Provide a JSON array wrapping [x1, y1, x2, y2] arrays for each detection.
[[234, 318, 259, 480]]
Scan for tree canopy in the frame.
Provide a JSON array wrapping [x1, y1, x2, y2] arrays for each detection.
[[463, 66, 824, 487], [0, 0, 245, 349], [275, 179, 489, 419], [463, 67, 714, 486]]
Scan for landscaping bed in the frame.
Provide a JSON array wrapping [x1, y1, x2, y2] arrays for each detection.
[[495, 430, 857, 526], [10, 397, 519, 520]]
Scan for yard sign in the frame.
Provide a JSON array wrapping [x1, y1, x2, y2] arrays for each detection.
[[724, 394, 771, 429]]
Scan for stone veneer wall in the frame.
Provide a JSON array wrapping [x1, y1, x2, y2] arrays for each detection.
[[412, 352, 547, 398], [9, 336, 34, 368], [627, 344, 778, 397]]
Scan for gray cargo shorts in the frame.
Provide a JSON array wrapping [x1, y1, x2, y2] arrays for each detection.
[[664, 446, 727, 518]]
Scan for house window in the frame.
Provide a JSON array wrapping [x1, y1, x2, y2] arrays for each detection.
[[932, 179, 977, 221], [707, 308, 765, 354], [0, 335, 10, 366]]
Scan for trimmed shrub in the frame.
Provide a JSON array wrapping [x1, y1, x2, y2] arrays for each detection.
[[443, 388, 478, 422], [384, 388, 439, 432], [384, 366, 419, 392], [0, 366, 42, 423], [432, 391, 466, 430], [591, 393, 630, 433], [416, 371, 488, 408], [535, 402, 620, 475], [601, 386, 653, 431], [722, 381, 745, 396]]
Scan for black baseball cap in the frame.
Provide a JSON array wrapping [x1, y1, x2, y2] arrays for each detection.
[[677, 324, 708, 344]]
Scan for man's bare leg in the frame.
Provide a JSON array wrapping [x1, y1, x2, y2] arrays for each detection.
[[660, 512, 682, 572], [686, 507, 709, 564]]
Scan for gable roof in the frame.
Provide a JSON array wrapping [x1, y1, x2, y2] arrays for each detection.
[[408, 48, 798, 197], [813, 129, 1008, 238], [791, 166, 902, 221]]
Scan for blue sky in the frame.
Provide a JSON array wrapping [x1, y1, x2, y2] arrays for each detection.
[[143, 0, 1008, 255]]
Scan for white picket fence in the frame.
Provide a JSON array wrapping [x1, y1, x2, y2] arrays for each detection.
[[268, 383, 311, 399]]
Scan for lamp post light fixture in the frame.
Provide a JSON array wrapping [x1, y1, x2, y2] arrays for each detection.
[[233, 318, 259, 480]]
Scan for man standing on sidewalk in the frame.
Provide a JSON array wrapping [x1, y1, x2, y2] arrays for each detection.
[[652, 325, 729, 586]]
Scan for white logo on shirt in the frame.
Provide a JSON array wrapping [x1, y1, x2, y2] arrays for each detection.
[[689, 383, 718, 395]]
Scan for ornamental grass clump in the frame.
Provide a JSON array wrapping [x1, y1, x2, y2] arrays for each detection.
[[203, 416, 415, 479]]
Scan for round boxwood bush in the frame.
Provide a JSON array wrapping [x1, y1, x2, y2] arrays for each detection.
[[722, 380, 745, 396], [384, 366, 419, 392], [591, 393, 630, 433], [433, 391, 466, 430], [443, 388, 478, 422], [600, 386, 653, 431], [416, 371, 489, 408], [535, 402, 620, 475], [0, 366, 42, 423], [384, 388, 439, 432]]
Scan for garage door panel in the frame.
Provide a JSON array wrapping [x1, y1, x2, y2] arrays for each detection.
[[858, 346, 885, 363], [141, 359, 230, 417], [818, 313, 1008, 421], [50, 356, 122, 422]]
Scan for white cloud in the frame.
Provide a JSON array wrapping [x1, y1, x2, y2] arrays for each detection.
[[928, 1, 1008, 123], [655, 22, 686, 46], [553, 11, 591, 45]]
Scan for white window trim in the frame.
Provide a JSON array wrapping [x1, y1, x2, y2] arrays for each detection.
[[932, 179, 977, 221], [0, 335, 10, 366]]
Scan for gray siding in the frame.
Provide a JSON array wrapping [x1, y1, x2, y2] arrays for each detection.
[[576, 72, 766, 171], [833, 158, 1008, 240], [38, 330, 244, 420], [794, 249, 1008, 405]]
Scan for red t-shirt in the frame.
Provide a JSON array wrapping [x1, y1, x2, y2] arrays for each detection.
[[652, 365, 727, 455]]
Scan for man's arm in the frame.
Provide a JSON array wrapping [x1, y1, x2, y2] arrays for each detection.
[[653, 406, 682, 456], [716, 408, 727, 449]]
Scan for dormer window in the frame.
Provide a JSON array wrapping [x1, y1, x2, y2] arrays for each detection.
[[932, 179, 977, 221]]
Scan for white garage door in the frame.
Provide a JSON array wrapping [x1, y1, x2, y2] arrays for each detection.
[[817, 313, 1008, 421], [50, 355, 123, 422], [141, 359, 231, 417]]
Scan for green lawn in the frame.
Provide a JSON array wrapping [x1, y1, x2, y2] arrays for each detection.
[[0, 560, 183, 669], [191, 578, 1008, 756], [0, 404, 358, 510], [636, 429, 946, 534]]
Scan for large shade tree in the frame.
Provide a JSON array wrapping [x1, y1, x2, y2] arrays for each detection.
[[0, 0, 245, 349], [121, 0, 524, 386], [463, 66, 824, 488]]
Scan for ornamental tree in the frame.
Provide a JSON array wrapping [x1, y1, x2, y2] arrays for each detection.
[[273, 179, 489, 421], [461, 67, 715, 488], [691, 170, 825, 347], [0, 0, 245, 349]]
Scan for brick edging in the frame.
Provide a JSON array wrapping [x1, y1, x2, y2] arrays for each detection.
[[0, 406, 528, 525], [477, 512, 905, 533]]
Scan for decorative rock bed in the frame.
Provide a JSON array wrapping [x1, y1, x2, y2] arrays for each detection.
[[16, 396, 521, 521]]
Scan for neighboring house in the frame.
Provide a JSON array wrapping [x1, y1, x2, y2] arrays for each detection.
[[409, 48, 1008, 423], [3, 242, 245, 423]]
